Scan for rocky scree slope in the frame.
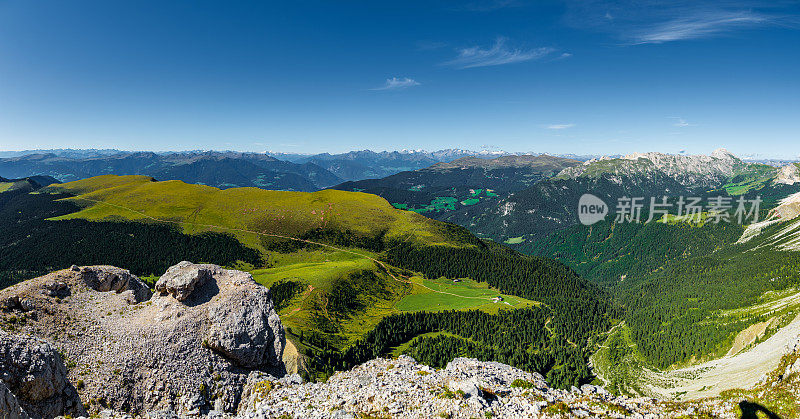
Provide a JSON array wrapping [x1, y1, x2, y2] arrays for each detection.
[[238, 356, 749, 419], [0, 262, 285, 417]]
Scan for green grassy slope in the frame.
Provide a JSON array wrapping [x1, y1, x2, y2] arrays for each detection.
[[45, 175, 457, 249]]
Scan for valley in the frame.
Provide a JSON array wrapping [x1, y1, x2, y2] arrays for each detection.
[[592, 288, 800, 401]]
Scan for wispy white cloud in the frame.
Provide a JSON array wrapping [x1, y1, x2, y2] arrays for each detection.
[[370, 77, 421, 91], [444, 37, 556, 69], [562, 1, 798, 45], [632, 11, 770, 44], [670, 117, 695, 127], [547, 123, 575, 130]]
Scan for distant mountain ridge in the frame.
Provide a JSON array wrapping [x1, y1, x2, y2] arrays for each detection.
[[0, 151, 342, 191], [431, 154, 581, 171], [0, 148, 553, 190], [269, 149, 513, 181]]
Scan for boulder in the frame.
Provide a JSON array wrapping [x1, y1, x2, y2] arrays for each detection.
[[449, 379, 483, 400], [154, 261, 213, 302], [205, 283, 284, 368], [0, 330, 85, 418]]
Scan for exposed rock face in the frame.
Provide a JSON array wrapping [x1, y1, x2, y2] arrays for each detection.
[[152, 262, 285, 369], [558, 149, 749, 189], [205, 288, 284, 368], [0, 330, 85, 418], [430, 154, 581, 171], [155, 261, 212, 301], [0, 262, 285, 417], [0, 380, 30, 419], [775, 164, 800, 185], [240, 356, 742, 419]]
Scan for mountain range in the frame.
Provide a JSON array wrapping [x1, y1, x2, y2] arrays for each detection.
[[446, 149, 800, 246], [0, 149, 531, 192], [0, 151, 342, 191], [267, 149, 517, 182]]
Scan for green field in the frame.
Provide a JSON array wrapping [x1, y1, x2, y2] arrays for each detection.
[[504, 236, 525, 244], [395, 276, 535, 313], [42, 176, 536, 345], [45, 175, 456, 249], [248, 248, 535, 347], [722, 164, 778, 195], [252, 252, 377, 290]]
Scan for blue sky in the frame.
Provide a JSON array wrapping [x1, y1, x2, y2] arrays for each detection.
[[0, 0, 798, 157]]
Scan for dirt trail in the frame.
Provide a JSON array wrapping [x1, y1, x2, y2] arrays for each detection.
[[641, 311, 800, 400]]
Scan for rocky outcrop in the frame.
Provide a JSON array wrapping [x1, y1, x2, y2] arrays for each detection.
[[237, 371, 302, 415], [738, 190, 800, 246], [152, 262, 285, 369], [155, 261, 212, 302], [240, 356, 741, 419], [0, 330, 85, 418], [0, 262, 285, 417], [205, 288, 284, 369], [774, 164, 800, 185]]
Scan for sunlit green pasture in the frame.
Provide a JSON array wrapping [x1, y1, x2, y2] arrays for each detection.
[[44, 175, 455, 248]]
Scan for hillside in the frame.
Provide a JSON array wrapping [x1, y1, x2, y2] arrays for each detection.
[[1, 175, 613, 388], [333, 154, 579, 223], [0, 175, 59, 193]]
